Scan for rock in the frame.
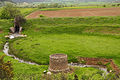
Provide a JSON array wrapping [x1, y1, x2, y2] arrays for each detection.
[[47, 72, 52, 75], [9, 35, 14, 39]]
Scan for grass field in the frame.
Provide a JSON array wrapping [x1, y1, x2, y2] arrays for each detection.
[[8, 16, 120, 67], [40, 5, 120, 11], [0, 4, 120, 79], [0, 8, 38, 17], [0, 52, 104, 79], [19, 8, 38, 16], [0, 19, 12, 50], [0, 17, 111, 79], [40, 6, 104, 11]]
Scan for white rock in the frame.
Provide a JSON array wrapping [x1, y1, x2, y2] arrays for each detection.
[[47, 72, 52, 75], [10, 35, 14, 39]]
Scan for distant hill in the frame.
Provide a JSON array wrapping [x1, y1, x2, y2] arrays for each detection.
[[12, 0, 120, 3], [0, 0, 12, 2]]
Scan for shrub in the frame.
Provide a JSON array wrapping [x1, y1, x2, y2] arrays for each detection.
[[74, 74, 79, 80], [39, 14, 46, 18], [106, 65, 112, 72], [68, 57, 79, 63], [38, 3, 49, 9], [117, 4, 120, 6], [38, 3, 64, 9], [103, 5, 106, 7], [104, 62, 110, 66], [15, 15, 26, 26], [97, 61, 103, 65], [80, 60, 86, 64], [0, 3, 21, 19], [112, 4, 116, 7], [0, 55, 13, 80]]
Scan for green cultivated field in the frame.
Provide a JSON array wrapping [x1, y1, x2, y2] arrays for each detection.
[[9, 16, 120, 66], [40, 5, 120, 11], [0, 13, 120, 79]]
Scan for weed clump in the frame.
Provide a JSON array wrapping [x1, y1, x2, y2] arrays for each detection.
[[40, 14, 46, 18], [0, 55, 13, 80]]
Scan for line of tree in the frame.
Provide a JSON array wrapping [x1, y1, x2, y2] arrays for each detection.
[[0, 3, 22, 19], [38, 3, 66, 9]]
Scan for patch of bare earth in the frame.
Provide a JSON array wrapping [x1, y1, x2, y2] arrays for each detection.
[[0, 29, 3, 33], [26, 7, 120, 19]]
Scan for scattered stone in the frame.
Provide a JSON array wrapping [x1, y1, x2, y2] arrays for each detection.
[[5, 34, 27, 39]]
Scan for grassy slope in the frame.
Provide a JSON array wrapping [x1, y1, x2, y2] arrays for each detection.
[[0, 52, 102, 79], [0, 18, 103, 79], [40, 5, 120, 11], [19, 8, 38, 16], [0, 19, 48, 79], [0, 7, 38, 49], [0, 8, 38, 17], [0, 19, 12, 50], [9, 16, 120, 67], [0, 52, 48, 79]]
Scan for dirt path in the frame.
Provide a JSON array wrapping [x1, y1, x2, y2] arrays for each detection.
[[26, 7, 120, 19]]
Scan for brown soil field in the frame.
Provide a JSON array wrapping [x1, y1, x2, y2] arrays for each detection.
[[26, 7, 120, 19]]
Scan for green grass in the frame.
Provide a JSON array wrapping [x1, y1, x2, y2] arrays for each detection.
[[0, 52, 48, 80], [40, 6, 103, 11], [19, 8, 38, 16], [0, 19, 13, 50], [8, 16, 120, 67], [0, 52, 103, 80], [0, 8, 38, 17], [40, 5, 120, 11], [0, 16, 112, 79]]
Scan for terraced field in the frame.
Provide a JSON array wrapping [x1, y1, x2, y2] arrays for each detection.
[[27, 7, 120, 19]]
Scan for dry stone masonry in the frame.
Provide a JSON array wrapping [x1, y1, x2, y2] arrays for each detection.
[[49, 54, 69, 73]]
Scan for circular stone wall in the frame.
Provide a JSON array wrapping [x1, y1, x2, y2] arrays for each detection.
[[49, 54, 69, 73]]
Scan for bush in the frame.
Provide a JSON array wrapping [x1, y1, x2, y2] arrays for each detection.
[[15, 15, 26, 26], [38, 3, 64, 9], [68, 57, 79, 63], [0, 3, 21, 19], [0, 55, 13, 80], [39, 14, 46, 18], [97, 61, 103, 65], [106, 65, 112, 72], [79, 60, 86, 64], [103, 5, 106, 7]]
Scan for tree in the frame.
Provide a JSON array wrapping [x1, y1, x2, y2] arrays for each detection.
[[0, 55, 13, 80], [0, 3, 21, 19], [38, 3, 48, 9]]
